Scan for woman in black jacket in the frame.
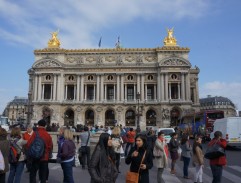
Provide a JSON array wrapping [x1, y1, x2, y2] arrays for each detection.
[[125, 134, 153, 183], [169, 132, 180, 174], [89, 133, 118, 183]]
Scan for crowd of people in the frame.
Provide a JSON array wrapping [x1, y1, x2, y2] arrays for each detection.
[[0, 120, 227, 183]]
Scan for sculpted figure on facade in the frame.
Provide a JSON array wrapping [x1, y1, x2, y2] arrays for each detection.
[[48, 30, 61, 48], [162, 108, 170, 120]]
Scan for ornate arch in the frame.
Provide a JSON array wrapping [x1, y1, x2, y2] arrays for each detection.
[[159, 57, 191, 67], [32, 58, 63, 68]]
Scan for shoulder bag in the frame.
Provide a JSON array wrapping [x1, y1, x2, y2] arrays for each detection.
[[126, 150, 146, 183], [204, 140, 225, 159]]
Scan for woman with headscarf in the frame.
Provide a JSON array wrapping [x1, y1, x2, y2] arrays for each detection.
[[125, 134, 153, 183], [89, 133, 118, 183]]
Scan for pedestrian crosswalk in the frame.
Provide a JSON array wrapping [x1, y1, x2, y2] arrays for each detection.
[[156, 161, 241, 183]]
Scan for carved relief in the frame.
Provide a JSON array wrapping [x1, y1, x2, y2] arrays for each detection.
[[117, 106, 123, 112], [96, 106, 103, 112], [125, 55, 135, 62], [162, 108, 170, 120], [86, 56, 96, 63], [35, 60, 61, 68], [145, 55, 157, 62], [136, 55, 143, 65], [116, 55, 123, 65], [161, 58, 189, 66], [96, 56, 104, 66], [105, 55, 115, 62]]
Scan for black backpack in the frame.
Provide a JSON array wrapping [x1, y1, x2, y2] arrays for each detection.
[[9, 140, 21, 164], [28, 131, 45, 159]]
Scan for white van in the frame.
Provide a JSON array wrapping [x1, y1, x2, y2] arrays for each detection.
[[210, 117, 241, 147], [156, 128, 175, 144]]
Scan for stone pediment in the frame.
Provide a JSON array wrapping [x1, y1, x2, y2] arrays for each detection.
[[159, 57, 190, 67], [33, 58, 62, 68]]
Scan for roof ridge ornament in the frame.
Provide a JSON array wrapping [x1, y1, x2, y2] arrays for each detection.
[[163, 28, 178, 46], [48, 29, 61, 48]]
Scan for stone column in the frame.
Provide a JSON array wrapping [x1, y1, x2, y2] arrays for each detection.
[[124, 84, 127, 101], [116, 74, 120, 101], [80, 74, 84, 101], [84, 84, 87, 100], [178, 83, 181, 99], [145, 84, 147, 100], [186, 74, 190, 101], [96, 74, 100, 101], [104, 84, 107, 100], [134, 84, 136, 100], [65, 85, 67, 100], [53, 74, 57, 101], [41, 84, 44, 100], [161, 73, 164, 101], [34, 75, 38, 101], [154, 85, 157, 100], [74, 85, 76, 100], [165, 73, 168, 101], [100, 74, 104, 101], [38, 75, 42, 100], [181, 73, 185, 101], [114, 85, 116, 100], [157, 69, 161, 101], [94, 84, 96, 101], [141, 74, 145, 101], [137, 74, 140, 93], [76, 75, 80, 101], [168, 83, 171, 99], [121, 74, 124, 101]]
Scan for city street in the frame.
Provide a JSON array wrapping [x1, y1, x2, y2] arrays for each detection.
[[8, 141, 241, 183]]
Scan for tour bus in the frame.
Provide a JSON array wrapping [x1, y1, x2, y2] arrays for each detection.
[[178, 110, 224, 140], [0, 116, 10, 131]]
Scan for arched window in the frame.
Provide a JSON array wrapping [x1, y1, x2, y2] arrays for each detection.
[[125, 109, 135, 126]]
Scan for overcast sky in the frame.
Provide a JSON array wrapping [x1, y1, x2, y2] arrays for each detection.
[[0, 0, 241, 113]]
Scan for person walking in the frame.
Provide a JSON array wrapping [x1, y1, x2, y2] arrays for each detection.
[[192, 136, 204, 183], [60, 129, 76, 183], [26, 119, 53, 183], [169, 132, 180, 174], [8, 127, 27, 183], [79, 126, 91, 170], [111, 126, 123, 173], [89, 133, 118, 183], [180, 134, 192, 179], [0, 128, 10, 183], [124, 128, 136, 157], [23, 124, 34, 172], [154, 131, 168, 183], [208, 131, 227, 183], [125, 134, 153, 183], [57, 126, 66, 163]]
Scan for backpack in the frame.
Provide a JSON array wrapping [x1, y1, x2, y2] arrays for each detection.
[[28, 131, 45, 159], [9, 140, 21, 164]]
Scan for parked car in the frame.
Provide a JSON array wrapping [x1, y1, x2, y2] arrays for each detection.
[[156, 127, 175, 143]]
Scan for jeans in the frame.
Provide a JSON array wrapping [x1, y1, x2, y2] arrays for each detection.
[[157, 168, 164, 183], [61, 160, 75, 183], [81, 146, 90, 168], [194, 164, 203, 183], [29, 160, 49, 183], [182, 157, 190, 177], [115, 153, 120, 171], [7, 161, 25, 183], [210, 165, 223, 183]]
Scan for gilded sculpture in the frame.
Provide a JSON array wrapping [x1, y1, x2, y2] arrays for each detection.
[[48, 30, 61, 48], [163, 28, 177, 46]]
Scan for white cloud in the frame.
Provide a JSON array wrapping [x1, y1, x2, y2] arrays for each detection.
[[200, 81, 241, 110], [0, 0, 211, 48]]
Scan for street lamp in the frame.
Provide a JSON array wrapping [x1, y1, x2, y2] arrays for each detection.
[[136, 92, 141, 133]]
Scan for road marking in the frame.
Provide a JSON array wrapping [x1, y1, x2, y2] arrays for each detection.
[[162, 169, 182, 183], [228, 165, 241, 173], [207, 167, 241, 182], [51, 165, 61, 170]]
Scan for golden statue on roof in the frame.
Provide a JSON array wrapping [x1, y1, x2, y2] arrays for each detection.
[[48, 30, 61, 48], [163, 28, 177, 46]]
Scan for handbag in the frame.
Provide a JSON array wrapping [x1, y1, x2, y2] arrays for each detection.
[[126, 151, 146, 183], [204, 140, 225, 159], [80, 131, 90, 154]]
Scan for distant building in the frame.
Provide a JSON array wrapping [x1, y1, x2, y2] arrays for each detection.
[[3, 96, 28, 125], [27, 29, 200, 129], [199, 95, 236, 117]]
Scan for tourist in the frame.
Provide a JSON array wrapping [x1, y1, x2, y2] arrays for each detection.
[[169, 132, 180, 174]]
